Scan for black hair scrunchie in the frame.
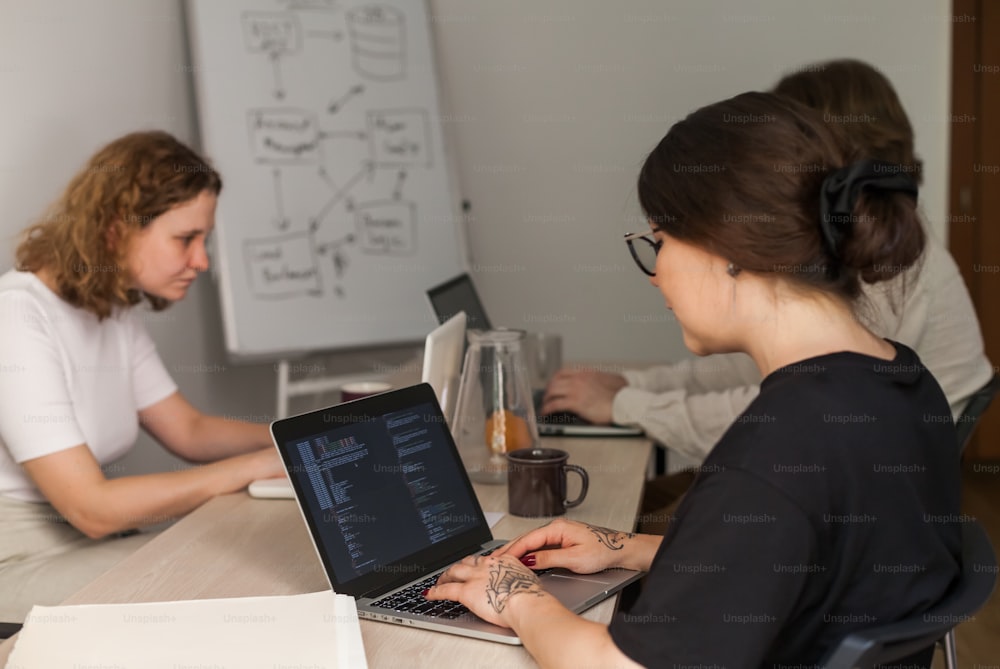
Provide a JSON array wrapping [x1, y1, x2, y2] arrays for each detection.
[[819, 159, 918, 261]]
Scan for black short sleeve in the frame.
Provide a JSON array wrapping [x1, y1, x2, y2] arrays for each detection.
[[610, 469, 818, 667], [611, 343, 960, 665]]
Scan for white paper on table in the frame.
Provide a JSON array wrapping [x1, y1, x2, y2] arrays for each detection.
[[6, 590, 367, 669]]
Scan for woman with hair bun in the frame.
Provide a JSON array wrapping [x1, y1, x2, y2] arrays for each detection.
[[0, 131, 285, 621], [425, 92, 960, 668], [543, 58, 992, 536]]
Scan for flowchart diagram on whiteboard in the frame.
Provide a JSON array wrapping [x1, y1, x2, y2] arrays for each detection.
[[186, 0, 465, 358]]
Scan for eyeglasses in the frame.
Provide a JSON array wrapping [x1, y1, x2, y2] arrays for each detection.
[[624, 231, 662, 276]]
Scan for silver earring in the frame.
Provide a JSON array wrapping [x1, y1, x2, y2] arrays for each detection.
[[727, 262, 742, 278]]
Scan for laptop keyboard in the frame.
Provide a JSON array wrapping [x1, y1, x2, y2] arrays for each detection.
[[370, 549, 555, 620], [371, 572, 471, 619], [371, 548, 506, 620]]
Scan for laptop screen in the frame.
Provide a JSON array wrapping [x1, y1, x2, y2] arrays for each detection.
[[272, 384, 492, 597], [426, 273, 492, 330]]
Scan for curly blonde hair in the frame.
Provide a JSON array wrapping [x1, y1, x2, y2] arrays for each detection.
[[16, 131, 222, 319]]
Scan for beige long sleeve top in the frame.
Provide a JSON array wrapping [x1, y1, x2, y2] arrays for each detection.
[[612, 231, 994, 463]]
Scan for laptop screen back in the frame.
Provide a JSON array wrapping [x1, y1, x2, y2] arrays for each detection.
[[421, 311, 467, 422], [426, 274, 492, 330], [271, 384, 491, 597]]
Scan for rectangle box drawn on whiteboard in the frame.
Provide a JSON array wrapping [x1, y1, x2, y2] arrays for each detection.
[[185, 0, 465, 360]]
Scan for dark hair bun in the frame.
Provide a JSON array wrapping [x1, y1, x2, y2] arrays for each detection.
[[637, 91, 926, 301], [839, 190, 924, 284]]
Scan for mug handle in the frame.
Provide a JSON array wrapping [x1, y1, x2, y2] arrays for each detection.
[[563, 464, 589, 509]]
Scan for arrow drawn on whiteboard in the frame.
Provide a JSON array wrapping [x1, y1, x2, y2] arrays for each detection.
[[270, 52, 285, 100], [317, 166, 339, 193], [332, 249, 348, 288], [316, 232, 356, 256], [272, 168, 291, 229], [392, 170, 407, 200], [310, 164, 373, 226], [327, 84, 364, 113]]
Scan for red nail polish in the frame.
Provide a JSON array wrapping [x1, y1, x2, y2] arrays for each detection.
[[422, 589, 430, 597], [521, 555, 536, 567]]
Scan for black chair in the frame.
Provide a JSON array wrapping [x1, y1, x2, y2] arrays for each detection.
[[956, 374, 1000, 453], [820, 520, 997, 669]]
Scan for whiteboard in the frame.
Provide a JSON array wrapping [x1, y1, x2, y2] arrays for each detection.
[[185, 0, 465, 359]]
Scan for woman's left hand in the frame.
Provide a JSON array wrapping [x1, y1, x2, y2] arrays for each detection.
[[425, 553, 546, 628]]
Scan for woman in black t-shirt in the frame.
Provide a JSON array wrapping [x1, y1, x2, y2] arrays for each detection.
[[424, 91, 961, 668]]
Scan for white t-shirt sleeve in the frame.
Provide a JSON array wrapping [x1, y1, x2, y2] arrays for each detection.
[[127, 311, 178, 410], [0, 293, 87, 462]]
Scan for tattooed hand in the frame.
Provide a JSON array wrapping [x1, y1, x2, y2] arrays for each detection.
[[427, 554, 544, 627], [485, 559, 542, 613], [586, 524, 636, 551], [490, 518, 649, 574]]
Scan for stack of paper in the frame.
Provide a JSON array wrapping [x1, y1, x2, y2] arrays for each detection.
[[6, 590, 366, 669]]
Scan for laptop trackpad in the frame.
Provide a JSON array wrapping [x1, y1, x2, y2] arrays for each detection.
[[539, 569, 617, 610]]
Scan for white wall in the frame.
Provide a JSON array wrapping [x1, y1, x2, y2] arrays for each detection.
[[429, 0, 952, 365], [0, 0, 951, 474]]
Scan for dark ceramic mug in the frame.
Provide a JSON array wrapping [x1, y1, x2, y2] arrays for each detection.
[[506, 448, 589, 517]]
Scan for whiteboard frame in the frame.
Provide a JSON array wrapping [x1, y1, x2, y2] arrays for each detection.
[[184, 0, 469, 362]]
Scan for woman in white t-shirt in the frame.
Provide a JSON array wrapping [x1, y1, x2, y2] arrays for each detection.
[[0, 131, 285, 620]]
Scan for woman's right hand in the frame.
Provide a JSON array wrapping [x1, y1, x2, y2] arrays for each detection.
[[539, 369, 628, 424], [493, 518, 652, 574]]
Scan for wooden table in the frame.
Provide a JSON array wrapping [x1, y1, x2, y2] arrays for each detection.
[[0, 435, 651, 667]]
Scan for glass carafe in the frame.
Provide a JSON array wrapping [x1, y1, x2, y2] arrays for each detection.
[[452, 329, 540, 484]]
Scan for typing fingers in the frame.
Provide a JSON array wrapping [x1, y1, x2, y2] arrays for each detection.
[[494, 526, 559, 559], [424, 581, 467, 604], [434, 560, 477, 586]]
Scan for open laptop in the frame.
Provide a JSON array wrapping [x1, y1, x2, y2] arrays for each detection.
[[420, 311, 467, 424], [424, 273, 493, 331], [426, 273, 643, 437], [269, 383, 642, 644]]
